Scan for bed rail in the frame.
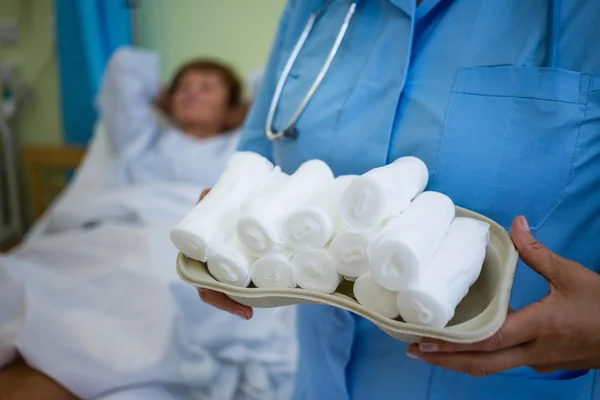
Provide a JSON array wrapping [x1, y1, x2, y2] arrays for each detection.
[[0, 119, 22, 244], [21, 146, 85, 218]]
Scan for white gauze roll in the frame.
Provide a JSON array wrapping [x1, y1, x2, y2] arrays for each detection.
[[291, 248, 342, 294], [396, 217, 490, 328], [329, 227, 381, 280], [370, 191, 455, 291], [237, 160, 335, 257], [353, 272, 400, 319], [340, 156, 428, 230], [281, 175, 357, 251], [251, 252, 295, 289], [170, 151, 273, 261], [205, 168, 289, 286], [205, 211, 256, 287], [250, 165, 290, 196]]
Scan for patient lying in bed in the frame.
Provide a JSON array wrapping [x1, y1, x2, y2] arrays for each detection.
[[0, 48, 295, 400], [101, 47, 247, 188]]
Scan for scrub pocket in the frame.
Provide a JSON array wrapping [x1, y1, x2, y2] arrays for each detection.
[[433, 66, 591, 230], [433, 368, 596, 400]]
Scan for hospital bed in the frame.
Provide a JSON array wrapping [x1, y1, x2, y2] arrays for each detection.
[[0, 123, 297, 400], [0, 120, 23, 249], [1, 120, 84, 251], [21, 145, 85, 218]]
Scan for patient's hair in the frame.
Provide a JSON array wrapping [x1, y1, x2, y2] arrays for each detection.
[[167, 59, 243, 107]]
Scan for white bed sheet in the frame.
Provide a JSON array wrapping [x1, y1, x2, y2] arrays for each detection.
[[0, 125, 298, 399]]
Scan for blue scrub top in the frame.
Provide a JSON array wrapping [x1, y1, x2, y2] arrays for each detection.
[[239, 0, 600, 398]]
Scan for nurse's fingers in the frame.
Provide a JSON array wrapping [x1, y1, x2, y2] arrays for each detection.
[[406, 343, 533, 377], [198, 288, 253, 320], [510, 216, 562, 285], [198, 188, 211, 203], [418, 304, 542, 353]]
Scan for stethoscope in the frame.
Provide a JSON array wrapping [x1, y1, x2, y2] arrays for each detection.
[[265, 0, 561, 142], [265, 0, 360, 140]]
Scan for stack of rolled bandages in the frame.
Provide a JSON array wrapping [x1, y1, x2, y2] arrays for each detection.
[[171, 152, 489, 328]]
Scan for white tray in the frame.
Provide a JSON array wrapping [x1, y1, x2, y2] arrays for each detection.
[[177, 207, 518, 343]]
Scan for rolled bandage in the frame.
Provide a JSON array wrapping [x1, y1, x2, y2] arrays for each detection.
[[353, 272, 400, 319], [205, 167, 288, 287], [206, 236, 255, 288], [205, 212, 256, 287], [170, 151, 274, 262], [340, 156, 428, 231], [370, 191, 455, 291], [396, 217, 490, 328], [291, 248, 342, 294], [281, 175, 357, 251], [251, 165, 290, 195], [237, 160, 335, 257], [251, 252, 295, 289], [329, 228, 380, 280]]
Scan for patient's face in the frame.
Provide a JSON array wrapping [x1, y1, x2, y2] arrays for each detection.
[[171, 70, 229, 130]]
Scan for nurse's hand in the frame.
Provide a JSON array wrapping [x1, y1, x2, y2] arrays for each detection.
[[406, 216, 600, 376], [195, 188, 254, 320]]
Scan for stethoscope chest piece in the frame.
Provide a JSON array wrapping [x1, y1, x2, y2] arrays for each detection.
[[283, 127, 299, 139]]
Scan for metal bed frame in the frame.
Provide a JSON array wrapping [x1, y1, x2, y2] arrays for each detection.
[[0, 117, 22, 244]]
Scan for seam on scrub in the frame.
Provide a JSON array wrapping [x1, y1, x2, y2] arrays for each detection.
[[532, 72, 592, 231], [464, 67, 472, 92], [591, 72, 600, 92], [429, 94, 451, 190], [579, 72, 584, 103], [451, 91, 582, 105], [333, 6, 385, 133], [332, 51, 377, 131], [385, 3, 416, 164], [576, 73, 593, 104], [431, 68, 470, 189], [487, 68, 517, 222], [424, 365, 436, 400], [590, 370, 598, 399]]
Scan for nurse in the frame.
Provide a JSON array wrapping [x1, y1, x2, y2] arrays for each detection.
[[199, 0, 600, 398]]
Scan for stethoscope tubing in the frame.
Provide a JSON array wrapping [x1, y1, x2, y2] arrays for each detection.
[[265, 0, 358, 140]]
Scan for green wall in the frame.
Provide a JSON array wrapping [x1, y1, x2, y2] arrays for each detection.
[[0, 0, 63, 146], [0, 0, 287, 147], [0, 0, 62, 226], [136, 0, 286, 84]]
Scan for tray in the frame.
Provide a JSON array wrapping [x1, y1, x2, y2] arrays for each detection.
[[176, 207, 518, 343]]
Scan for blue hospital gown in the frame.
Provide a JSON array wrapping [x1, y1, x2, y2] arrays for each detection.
[[238, 0, 600, 399]]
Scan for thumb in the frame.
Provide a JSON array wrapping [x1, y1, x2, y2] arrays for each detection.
[[510, 216, 558, 283]]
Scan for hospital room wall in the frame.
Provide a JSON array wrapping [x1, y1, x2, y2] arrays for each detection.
[[0, 0, 286, 146], [1, 0, 287, 147], [0, 0, 63, 146], [0, 0, 62, 227], [135, 0, 286, 88]]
